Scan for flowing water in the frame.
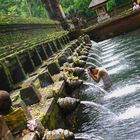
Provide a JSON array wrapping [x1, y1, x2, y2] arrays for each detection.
[[68, 30, 140, 140]]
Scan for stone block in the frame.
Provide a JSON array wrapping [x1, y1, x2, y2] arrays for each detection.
[[38, 71, 54, 88], [0, 115, 14, 140], [6, 56, 26, 84], [65, 48, 72, 56], [13, 99, 32, 119], [20, 86, 41, 105], [58, 54, 68, 67], [47, 62, 60, 76]]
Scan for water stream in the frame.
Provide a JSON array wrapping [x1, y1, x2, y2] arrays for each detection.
[[68, 30, 140, 140]]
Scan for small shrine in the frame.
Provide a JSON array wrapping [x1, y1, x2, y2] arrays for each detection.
[[89, 0, 110, 22]]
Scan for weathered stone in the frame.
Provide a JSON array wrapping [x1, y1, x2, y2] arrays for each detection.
[[65, 48, 73, 56], [27, 119, 45, 138], [67, 56, 73, 63], [0, 116, 14, 140], [43, 43, 53, 57], [58, 97, 80, 113], [69, 45, 75, 52], [49, 41, 58, 53], [36, 45, 48, 60], [72, 43, 78, 50], [0, 64, 12, 91], [0, 90, 12, 115], [47, 62, 60, 76], [84, 35, 92, 45], [66, 79, 83, 94], [73, 60, 86, 67], [72, 67, 85, 77], [18, 52, 35, 74], [76, 40, 80, 46], [79, 55, 88, 61], [38, 71, 54, 88], [43, 129, 74, 140], [13, 99, 32, 119], [58, 54, 68, 66], [55, 39, 62, 50], [6, 56, 26, 84], [29, 48, 43, 67], [21, 132, 38, 140], [20, 86, 41, 105]]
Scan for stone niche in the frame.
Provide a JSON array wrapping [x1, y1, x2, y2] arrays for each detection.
[[60, 37, 65, 45], [29, 48, 43, 67], [49, 41, 58, 53], [6, 56, 26, 84], [0, 64, 12, 91], [36, 44, 48, 60], [18, 52, 35, 74], [47, 61, 60, 75], [55, 39, 62, 50], [43, 43, 53, 57]]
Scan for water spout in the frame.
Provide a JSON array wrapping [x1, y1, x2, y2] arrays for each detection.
[[84, 82, 108, 94]]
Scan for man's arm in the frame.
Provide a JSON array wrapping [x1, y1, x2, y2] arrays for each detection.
[[89, 71, 100, 83]]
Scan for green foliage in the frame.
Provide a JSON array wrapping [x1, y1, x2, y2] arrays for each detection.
[[115, 0, 131, 5], [106, 0, 115, 11], [0, 0, 48, 18], [60, 0, 94, 18], [60, 0, 131, 18]]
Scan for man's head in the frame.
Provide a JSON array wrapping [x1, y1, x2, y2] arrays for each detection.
[[88, 66, 98, 74]]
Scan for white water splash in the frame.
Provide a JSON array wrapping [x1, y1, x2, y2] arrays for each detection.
[[102, 54, 122, 63], [108, 65, 127, 75], [89, 53, 101, 59], [84, 82, 108, 94], [81, 101, 117, 117], [105, 84, 140, 99], [88, 57, 101, 65], [103, 60, 120, 69], [102, 49, 115, 55], [75, 132, 104, 140], [116, 105, 140, 120], [101, 53, 114, 60]]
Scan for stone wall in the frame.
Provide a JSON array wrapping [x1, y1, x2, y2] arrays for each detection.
[[84, 9, 140, 41]]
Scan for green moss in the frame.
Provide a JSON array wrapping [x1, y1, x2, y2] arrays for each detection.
[[0, 15, 59, 25]]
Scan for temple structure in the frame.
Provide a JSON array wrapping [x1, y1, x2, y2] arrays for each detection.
[[89, 0, 110, 22]]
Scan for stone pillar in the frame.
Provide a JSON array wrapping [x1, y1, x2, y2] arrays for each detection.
[[42, 0, 70, 30]]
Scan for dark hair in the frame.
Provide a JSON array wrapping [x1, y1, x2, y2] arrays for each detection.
[[88, 66, 96, 71]]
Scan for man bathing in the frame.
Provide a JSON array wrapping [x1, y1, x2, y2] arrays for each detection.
[[88, 66, 112, 89]]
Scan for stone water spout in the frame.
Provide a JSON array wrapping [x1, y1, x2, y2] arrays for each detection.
[[43, 129, 74, 140], [57, 97, 80, 113]]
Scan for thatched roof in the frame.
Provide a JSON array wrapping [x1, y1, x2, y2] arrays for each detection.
[[89, 0, 107, 8]]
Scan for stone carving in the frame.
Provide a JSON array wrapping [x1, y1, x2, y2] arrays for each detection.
[[43, 129, 74, 140]]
